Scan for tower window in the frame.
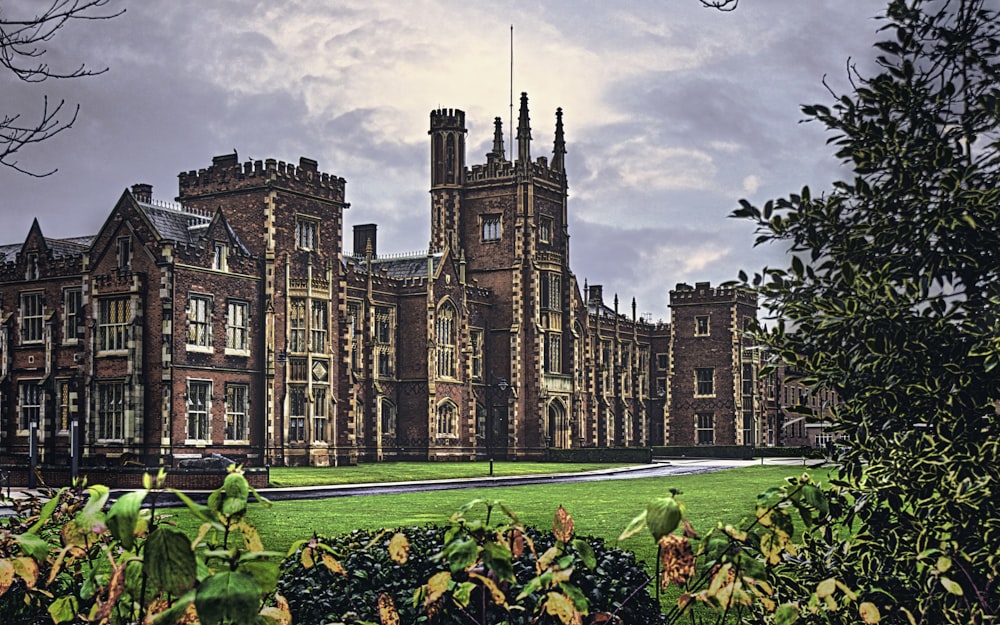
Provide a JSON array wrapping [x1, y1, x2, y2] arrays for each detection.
[[296, 218, 318, 250], [695, 367, 715, 396], [436, 303, 457, 378], [695, 315, 710, 336], [482, 215, 501, 241], [539, 217, 552, 243]]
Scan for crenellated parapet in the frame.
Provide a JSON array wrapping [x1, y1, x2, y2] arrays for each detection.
[[177, 153, 346, 203], [429, 108, 466, 131], [670, 281, 757, 307]]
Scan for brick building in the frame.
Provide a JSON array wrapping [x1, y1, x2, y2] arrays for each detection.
[[0, 94, 776, 471]]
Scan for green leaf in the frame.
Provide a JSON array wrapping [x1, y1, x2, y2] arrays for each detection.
[[151, 590, 195, 625], [617, 510, 647, 541], [47, 595, 78, 624], [482, 540, 515, 582], [195, 570, 261, 625], [559, 581, 589, 612], [238, 558, 281, 595], [775, 602, 800, 625], [444, 537, 479, 572], [940, 576, 963, 596], [16, 532, 50, 561], [106, 489, 148, 550], [28, 487, 68, 534], [221, 472, 250, 517], [144, 526, 197, 596], [571, 539, 597, 570]]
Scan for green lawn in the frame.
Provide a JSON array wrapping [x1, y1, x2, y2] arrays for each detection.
[[222, 465, 837, 568], [267, 461, 630, 486]]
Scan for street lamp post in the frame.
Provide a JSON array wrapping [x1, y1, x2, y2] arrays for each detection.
[[28, 417, 39, 489]]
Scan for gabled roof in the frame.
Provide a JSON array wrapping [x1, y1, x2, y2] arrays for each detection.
[[0, 236, 93, 263]]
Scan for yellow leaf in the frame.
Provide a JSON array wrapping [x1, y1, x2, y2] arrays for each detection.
[[378, 593, 400, 625], [859, 601, 881, 624], [816, 577, 837, 598], [551, 566, 574, 586], [11, 557, 39, 589], [300, 546, 314, 569], [469, 571, 509, 607], [260, 594, 293, 625], [538, 546, 560, 569], [321, 553, 346, 575], [425, 571, 452, 606], [544, 591, 582, 625], [389, 532, 410, 564], [239, 520, 264, 552], [553, 505, 574, 543], [0, 559, 14, 595]]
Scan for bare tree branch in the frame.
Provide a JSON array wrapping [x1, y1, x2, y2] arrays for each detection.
[[700, 0, 739, 11], [0, 0, 124, 176]]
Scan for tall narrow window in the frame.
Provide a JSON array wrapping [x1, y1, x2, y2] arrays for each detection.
[[742, 363, 755, 396], [26, 253, 39, 280], [470, 329, 483, 380], [289, 386, 306, 441], [310, 300, 328, 352], [481, 215, 501, 241], [376, 306, 395, 378], [213, 243, 228, 271], [296, 218, 318, 250], [437, 402, 456, 437], [546, 334, 562, 373], [98, 297, 130, 352], [97, 382, 126, 440], [20, 292, 44, 343], [225, 384, 249, 442], [436, 304, 456, 378], [313, 387, 327, 442], [63, 288, 83, 343], [186, 380, 211, 441], [117, 237, 132, 270], [695, 367, 715, 396], [226, 300, 249, 353], [347, 300, 362, 371], [695, 315, 710, 336], [539, 216, 552, 243], [289, 299, 306, 353], [18, 381, 41, 432], [187, 295, 212, 350], [540, 273, 561, 311], [381, 399, 397, 436], [696, 413, 715, 445]]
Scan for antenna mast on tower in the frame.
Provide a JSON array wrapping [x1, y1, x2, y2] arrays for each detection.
[[509, 24, 514, 159]]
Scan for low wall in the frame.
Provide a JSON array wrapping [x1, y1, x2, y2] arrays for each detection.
[[546, 447, 653, 463], [651, 445, 755, 460], [0, 465, 270, 490]]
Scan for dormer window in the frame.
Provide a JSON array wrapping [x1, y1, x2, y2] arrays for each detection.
[[117, 237, 132, 270], [296, 218, 318, 250], [25, 253, 39, 280], [213, 242, 228, 271]]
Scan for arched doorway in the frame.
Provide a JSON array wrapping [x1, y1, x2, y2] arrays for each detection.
[[547, 399, 568, 448]]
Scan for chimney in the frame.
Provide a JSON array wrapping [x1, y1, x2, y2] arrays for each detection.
[[353, 223, 377, 258], [131, 183, 152, 203], [588, 284, 604, 306]]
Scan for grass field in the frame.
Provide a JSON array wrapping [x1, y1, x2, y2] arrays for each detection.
[[267, 461, 630, 487], [181, 464, 838, 573]]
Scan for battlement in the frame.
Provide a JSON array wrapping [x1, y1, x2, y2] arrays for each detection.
[[467, 154, 566, 184], [430, 108, 466, 131], [670, 281, 757, 307], [177, 153, 345, 202]]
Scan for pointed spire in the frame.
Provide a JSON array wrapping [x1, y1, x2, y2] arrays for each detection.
[[490, 117, 506, 162], [516, 92, 531, 167], [551, 107, 566, 172]]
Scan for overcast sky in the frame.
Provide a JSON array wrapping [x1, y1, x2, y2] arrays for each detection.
[[1, 0, 887, 321]]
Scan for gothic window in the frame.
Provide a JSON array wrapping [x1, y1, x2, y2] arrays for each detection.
[[695, 367, 715, 397], [539, 216, 552, 243], [540, 273, 561, 312], [481, 214, 501, 241], [187, 295, 212, 350], [381, 399, 397, 436], [436, 303, 456, 379], [546, 334, 562, 373], [289, 299, 306, 353], [295, 218, 318, 250], [697, 413, 715, 445], [186, 380, 211, 441], [63, 288, 83, 343], [97, 382, 126, 440], [437, 401, 457, 437], [19, 291, 44, 344], [376, 306, 395, 378], [98, 297, 130, 352], [226, 300, 249, 353], [311, 300, 328, 352], [347, 300, 362, 371], [225, 384, 249, 442]]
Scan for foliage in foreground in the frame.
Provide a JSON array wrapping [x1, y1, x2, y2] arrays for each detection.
[[732, 0, 1000, 622]]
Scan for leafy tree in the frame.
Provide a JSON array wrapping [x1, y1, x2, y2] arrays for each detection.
[[1, 0, 123, 176], [733, 0, 1000, 622]]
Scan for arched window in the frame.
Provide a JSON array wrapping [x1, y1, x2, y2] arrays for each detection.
[[437, 401, 457, 437], [436, 303, 457, 378]]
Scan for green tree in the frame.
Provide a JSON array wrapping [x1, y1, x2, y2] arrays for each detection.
[[734, 0, 1000, 622]]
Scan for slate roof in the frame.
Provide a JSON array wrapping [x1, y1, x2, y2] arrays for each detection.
[[0, 237, 94, 263], [138, 201, 210, 244], [354, 252, 443, 279]]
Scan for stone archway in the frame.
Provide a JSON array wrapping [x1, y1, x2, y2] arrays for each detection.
[[547, 399, 569, 448]]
